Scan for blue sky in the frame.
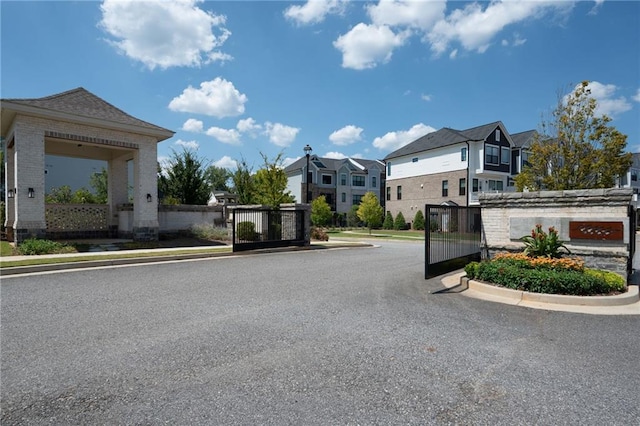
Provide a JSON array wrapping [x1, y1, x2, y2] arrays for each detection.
[[2, 0, 639, 175]]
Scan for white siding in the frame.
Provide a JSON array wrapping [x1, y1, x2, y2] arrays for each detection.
[[287, 172, 302, 203], [387, 143, 467, 182]]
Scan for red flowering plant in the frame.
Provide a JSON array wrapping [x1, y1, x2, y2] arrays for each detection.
[[520, 224, 571, 258]]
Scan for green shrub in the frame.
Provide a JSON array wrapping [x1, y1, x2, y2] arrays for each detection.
[[237, 221, 258, 241], [413, 210, 425, 230], [393, 212, 407, 230], [18, 238, 75, 255], [191, 223, 229, 241], [311, 226, 329, 241], [471, 257, 625, 296], [429, 219, 439, 232], [464, 261, 480, 279], [383, 211, 394, 230]]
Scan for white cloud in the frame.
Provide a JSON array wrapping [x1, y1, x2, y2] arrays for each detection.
[[421, 94, 432, 102], [501, 39, 509, 47], [329, 125, 364, 145], [236, 117, 262, 136], [182, 118, 204, 133], [168, 78, 247, 118], [206, 126, 241, 145], [373, 123, 437, 151], [333, 23, 409, 70], [284, 0, 346, 26], [449, 49, 458, 59], [157, 155, 170, 169], [580, 81, 633, 118], [632, 89, 640, 103], [428, 1, 571, 56], [324, 151, 347, 160], [214, 155, 237, 169], [99, 0, 231, 70], [367, 0, 445, 30], [513, 34, 527, 46], [282, 157, 300, 168], [264, 122, 300, 147], [174, 139, 200, 150]]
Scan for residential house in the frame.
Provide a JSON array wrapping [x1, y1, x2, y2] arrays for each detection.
[[285, 156, 385, 215], [383, 121, 535, 226]]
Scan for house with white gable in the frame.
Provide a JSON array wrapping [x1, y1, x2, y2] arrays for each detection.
[[285, 155, 385, 215], [383, 121, 535, 226]]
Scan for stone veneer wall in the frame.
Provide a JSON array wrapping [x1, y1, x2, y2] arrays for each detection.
[[118, 204, 224, 238], [479, 188, 633, 278]]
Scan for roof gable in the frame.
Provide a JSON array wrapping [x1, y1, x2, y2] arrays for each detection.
[[1, 87, 173, 139]]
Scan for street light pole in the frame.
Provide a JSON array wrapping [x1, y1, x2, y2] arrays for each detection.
[[304, 144, 312, 203]]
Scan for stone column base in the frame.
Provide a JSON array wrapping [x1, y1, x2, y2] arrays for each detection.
[[132, 226, 159, 242], [14, 228, 47, 243]]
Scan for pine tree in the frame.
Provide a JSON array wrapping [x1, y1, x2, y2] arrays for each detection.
[[413, 210, 425, 230], [383, 211, 394, 230], [394, 211, 406, 230]]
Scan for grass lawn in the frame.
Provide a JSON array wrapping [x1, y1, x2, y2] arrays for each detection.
[[1, 241, 14, 257], [327, 229, 425, 240]]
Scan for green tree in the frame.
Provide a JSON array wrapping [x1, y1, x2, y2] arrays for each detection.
[[231, 158, 256, 205], [46, 185, 74, 203], [89, 168, 108, 204], [413, 210, 425, 230], [72, 188, 96, 204], [204, 165, 231, 192], [160, 149, 210, 205], [347, 205, 361, 227], [383, 211, 394, 230], [357, 191, 383, 234], [311, 195, 332, 227], [253, 152, 295, 208], [515, 81, 632, 191], [394, 211, 407, 230]]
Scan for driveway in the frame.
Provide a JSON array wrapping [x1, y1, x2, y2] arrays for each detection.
[[2, 241, 639, 425]]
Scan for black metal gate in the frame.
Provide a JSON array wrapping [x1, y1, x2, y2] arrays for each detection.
[[232, 208, 306, 252], [425, 205, 482, 278], [628, 204, 636, 276]]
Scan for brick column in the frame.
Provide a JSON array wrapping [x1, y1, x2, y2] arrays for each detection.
[[131, 142, 158, 241], [12, 119, 46, 242], [4, 139, 15, 240]]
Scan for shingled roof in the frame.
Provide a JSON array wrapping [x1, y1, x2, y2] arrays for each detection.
[[510, 130, 537, 148], [285, 155, 383, 174], [384, 121, 530, 160], [1, 87, 173, 139]]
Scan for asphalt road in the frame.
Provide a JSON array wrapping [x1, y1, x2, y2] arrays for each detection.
[[2, 241, 639, 425]]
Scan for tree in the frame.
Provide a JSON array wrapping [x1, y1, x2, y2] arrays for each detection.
[[160, 149, 210, 205], [311, 195, 332, 227], [89, 168, 108, 204], [394, 211, 407, 230], [383, 211, 394, 230], [515, 81, 632, 191], [204, 165, 231, 192], [46, 185, 74, 203], [413, 210, 425, 230], [253, 152, 295, 208], [231, 157, 256, 205], [347, 205, 361, 227], [357, 191, 383, 234]]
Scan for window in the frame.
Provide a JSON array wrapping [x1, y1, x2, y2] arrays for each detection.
[[412, 157, 418, 163], [472, 178, 480, 192], [508, 178, 515, 187], [307, 171, 313, 183], [341, 192, 346, 202], [386, 186, 391, 201], [442, 180, 448, 197], [496, 129, 501, 141], [485, 145, 499, 165], [387, 162, 391, 176], [352, 175, 365, 187], [340, 173, 347, 186], [372, 176, 377, 188], [459, 178, 466, 196], [322, 174, 332, 185], [632, 171, 638, 182], [522, 151, 531, 168], [324, 193, 333, 205], [353, 194, 363, 205], [488, 179, 504, 191], [501, 147, 510, 165], [461, 147, 467, 162], [397, 185, 402, 200]]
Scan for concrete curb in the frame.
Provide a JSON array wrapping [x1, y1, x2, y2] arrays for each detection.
[[0, 242, 374, 276], [460, 276, 639, 306]]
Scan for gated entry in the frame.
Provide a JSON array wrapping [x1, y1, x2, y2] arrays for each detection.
[[232, 208, 306, 252], [425, 205, 482, 278]]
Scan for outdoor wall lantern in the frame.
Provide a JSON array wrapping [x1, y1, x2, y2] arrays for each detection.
[[146, 193, 153, 202], [7, 188, 15, 198], [28, 188, 35, 198]]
